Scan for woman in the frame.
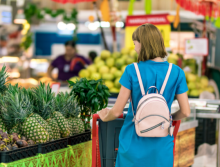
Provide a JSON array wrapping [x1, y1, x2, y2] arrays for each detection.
[[98, 24, 190, 167], [47, 40, 91, 81]]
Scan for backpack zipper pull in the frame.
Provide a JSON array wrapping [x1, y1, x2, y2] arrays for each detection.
[[161, 122, 165, 130]]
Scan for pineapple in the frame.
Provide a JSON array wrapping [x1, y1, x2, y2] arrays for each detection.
[[47, 118, 61, 140], [0, 65, 8, 95], [31, 83, 56, 141], [52, 111, 70, 138], [56, 93, 85, 136], [9, 124, 21, 134], [0, 117, 7, 132], [1, 85, 49, 143]]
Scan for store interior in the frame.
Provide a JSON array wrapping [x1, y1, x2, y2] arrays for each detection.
[[0, 0, 219, 167]]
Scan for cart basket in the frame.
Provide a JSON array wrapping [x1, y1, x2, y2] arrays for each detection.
[[92, 113, 181, 167]]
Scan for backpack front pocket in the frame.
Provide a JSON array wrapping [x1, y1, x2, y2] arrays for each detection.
[[140, 121, 165, 133]]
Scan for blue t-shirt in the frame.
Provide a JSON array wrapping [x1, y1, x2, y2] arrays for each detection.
[[116, 60, 188, 167]]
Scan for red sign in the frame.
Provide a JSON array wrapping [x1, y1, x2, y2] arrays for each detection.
[[126, 14, 170, 27]]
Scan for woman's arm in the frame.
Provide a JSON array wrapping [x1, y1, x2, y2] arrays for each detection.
[[47, 64, 55, 80], [172, 92, 190, 120], [98, 86, 131, 122]]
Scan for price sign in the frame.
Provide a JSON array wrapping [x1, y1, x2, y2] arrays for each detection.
[[185, 38, 209, 56], [125, 14, 171, 49], [51, 83, 61, 95]]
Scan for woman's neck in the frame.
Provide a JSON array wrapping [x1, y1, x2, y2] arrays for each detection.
[[64, 55, 75, 61], [151, 57, 164, 62]]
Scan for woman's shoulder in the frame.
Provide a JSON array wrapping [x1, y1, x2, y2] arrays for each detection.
[[171, 63, 185, 75]]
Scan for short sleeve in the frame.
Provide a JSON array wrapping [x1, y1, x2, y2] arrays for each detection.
[[51, 57, 59, 67], [119, 66, 132, 90], [175, 70, 188, 94]]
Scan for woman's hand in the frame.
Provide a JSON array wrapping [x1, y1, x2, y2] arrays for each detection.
[[97, 108, 111, 122], [97, 86, 131, 122]]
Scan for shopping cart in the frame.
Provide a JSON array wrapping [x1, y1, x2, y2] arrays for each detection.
[[92, 113, 181, 167]]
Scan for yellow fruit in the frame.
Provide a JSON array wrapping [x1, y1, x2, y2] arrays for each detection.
[[110, 67, 117, 74], [69, 76, 80, 83], [115, 59, 126, 69], [205, 86, 215, 93], [121, 48, 130, 55], [112, 52, 121, 59], [114, 78, 121, 89], [100, 50, 111, 60], [99, 66, 109, 74], [95, 61, 105, 69], [105, 81, 114, 89], [126, 58, 135, 65], [110, 87, 120, 93], [102, 73, 114, 81], [129, 50, 137, 58], [79, 69, 90, 78], [114, 70, 123, 78], [200, 76, 209, 87], [91, 73, 101, 80], [189, 90, 200, 97], [121, 65, 127, 73], [188, 82, 196, 89], [187, 73, 197, 82], [106, 58, 115, 68], [94, 57, 101, 64], [87, 65, 97, 73]]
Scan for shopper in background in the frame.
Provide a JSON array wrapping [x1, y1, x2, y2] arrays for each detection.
[[97, 24, 190, 167], [88, 51, 97, 63], [47, 40, 91, 81]]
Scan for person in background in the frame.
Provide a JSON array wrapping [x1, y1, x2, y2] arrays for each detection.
[[47, 40, 91, 81], [88, 51, 97, 63]]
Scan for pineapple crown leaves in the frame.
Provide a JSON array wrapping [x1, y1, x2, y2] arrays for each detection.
[[32, 82, 55, 120], [68, 78, 110, 114], [55, 92, 81, 118], [0, 65, 8, 94], [0, 85, 34, 128]]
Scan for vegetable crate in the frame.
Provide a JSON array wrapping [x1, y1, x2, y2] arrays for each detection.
[[92, 114, 181, 167]]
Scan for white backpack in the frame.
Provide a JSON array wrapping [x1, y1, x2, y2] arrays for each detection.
[[131, 63, 174, 137]]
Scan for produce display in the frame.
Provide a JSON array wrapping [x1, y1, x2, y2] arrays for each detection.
[[185, 73, 214, 97], [0, 66, 100, 153], [0, 132, 35, 151], [71, 48, 138, 93], [167, 53, 215, 97]]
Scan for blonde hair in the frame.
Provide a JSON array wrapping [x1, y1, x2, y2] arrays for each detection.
[[132, 23, 167, 62]]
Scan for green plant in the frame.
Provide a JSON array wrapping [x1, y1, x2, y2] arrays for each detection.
[[68, 78, 110, 129], [0, 65, 8, 95]]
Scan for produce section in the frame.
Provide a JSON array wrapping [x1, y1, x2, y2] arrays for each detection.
[[0, 66, 94, 164]]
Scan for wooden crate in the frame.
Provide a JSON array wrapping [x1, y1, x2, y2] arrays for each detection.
[[174, 128, 196, 167]]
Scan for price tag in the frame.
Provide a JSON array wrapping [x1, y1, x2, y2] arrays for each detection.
[[51, 83, 60, 95]]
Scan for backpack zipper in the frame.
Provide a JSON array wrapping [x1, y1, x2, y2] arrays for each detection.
[[136, 96, 167, 113], [140, 121, 165, 133], [136, 114, 169, 125]]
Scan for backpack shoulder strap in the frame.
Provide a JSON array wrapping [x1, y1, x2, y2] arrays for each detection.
[[160, 63, 172, 95], [134, 63, 145, 96]]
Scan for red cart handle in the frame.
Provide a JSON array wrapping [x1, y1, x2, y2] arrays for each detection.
[[92, 113, 123, 167]]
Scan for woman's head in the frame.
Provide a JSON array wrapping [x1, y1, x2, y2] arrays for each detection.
[[65, 40, 76, 58], [132, 23, 167, 62]]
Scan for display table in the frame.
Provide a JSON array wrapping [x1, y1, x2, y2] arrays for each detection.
[[0, 141, 92, 167]]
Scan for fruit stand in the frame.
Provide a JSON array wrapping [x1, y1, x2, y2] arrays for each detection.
[[0, 65, 108, 166]]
